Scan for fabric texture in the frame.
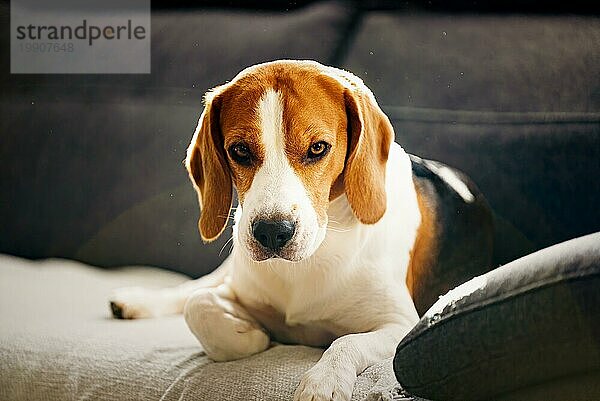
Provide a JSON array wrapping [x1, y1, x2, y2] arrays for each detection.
[[0, 254, 401, 401], [393, 232, 600, 401]]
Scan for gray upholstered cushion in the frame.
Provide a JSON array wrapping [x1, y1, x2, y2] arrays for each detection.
[[393, 232, 600, 401], [0, 254, 400, 401]]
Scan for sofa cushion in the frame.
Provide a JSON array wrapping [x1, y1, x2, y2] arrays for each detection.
[[0, 254, 402, 401], [393, 232, 600, 400]]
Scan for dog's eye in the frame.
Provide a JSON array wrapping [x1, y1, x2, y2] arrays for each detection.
[[228, 143, 252, 166], [306, 141, 331, 162]]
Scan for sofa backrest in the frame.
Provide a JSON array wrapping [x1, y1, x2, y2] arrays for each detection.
[[1, 1, 598, 276]]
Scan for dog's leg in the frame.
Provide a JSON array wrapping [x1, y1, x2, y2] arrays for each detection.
[[184, 283, 270, 361], [109, 258, 230, 319], [294, 322, 415, 401]]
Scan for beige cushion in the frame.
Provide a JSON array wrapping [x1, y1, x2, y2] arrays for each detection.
[[0, 255, 399, 400]]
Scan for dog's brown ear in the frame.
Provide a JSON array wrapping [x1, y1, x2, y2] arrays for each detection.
[[185, 89, 232, 242], [343, 87, 394, 224]]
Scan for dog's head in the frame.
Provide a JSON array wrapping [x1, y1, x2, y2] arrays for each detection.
[[185, 60, 394, 262]]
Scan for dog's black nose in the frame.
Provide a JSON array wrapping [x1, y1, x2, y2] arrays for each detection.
[[252, 220, 295, 251]]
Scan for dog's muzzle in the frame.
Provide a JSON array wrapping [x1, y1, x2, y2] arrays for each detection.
[[252, 219, 296, 254]]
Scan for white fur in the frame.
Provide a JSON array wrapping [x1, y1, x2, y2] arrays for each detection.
[[110, 64, 423, 401], [184, 283, 270, 361], [237, 89, 325, 261], [110, 143, 420, 401], [421, 157, 474, 203], [230, 143, 419, 331]]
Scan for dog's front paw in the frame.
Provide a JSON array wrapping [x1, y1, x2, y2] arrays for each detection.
[[109, 287, 162, 319], [294, 362, 356, 401], [184, 291, 270, 361]]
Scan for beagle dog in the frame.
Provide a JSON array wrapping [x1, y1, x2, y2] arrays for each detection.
[[110, 60, 493, 401]]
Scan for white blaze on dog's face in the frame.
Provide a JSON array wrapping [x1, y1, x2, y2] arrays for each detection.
[[185, 61, 394, 262], [235, 89, 328, 261]]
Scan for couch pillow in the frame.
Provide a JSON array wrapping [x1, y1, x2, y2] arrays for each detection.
[[393, 232, 600, 400]]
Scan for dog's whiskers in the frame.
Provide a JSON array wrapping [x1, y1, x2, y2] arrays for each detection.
[[326, 226, 351, 233], [217, 213, 237, 223], [219, 236, 234, 256]]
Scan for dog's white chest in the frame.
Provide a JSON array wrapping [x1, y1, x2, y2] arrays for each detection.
[[226, 142, 422, 346], [239, 299, 340, 346]]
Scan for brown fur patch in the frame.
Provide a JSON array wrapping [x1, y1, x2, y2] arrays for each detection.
[[278, 69, 349, 225], [218, 85, 266, 202], [186, 60, 394, 242], [185, 93, 233, 242], [217, 62, 351, 226], [406, 180, 438, 298], [343, 88, 394, 224]]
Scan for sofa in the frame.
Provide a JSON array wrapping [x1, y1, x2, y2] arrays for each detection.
[[1, 1, 598, 400]]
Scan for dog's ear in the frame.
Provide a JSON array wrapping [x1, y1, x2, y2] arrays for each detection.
[[343, 87, 394, 224], [185, 89, 232, 242]]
